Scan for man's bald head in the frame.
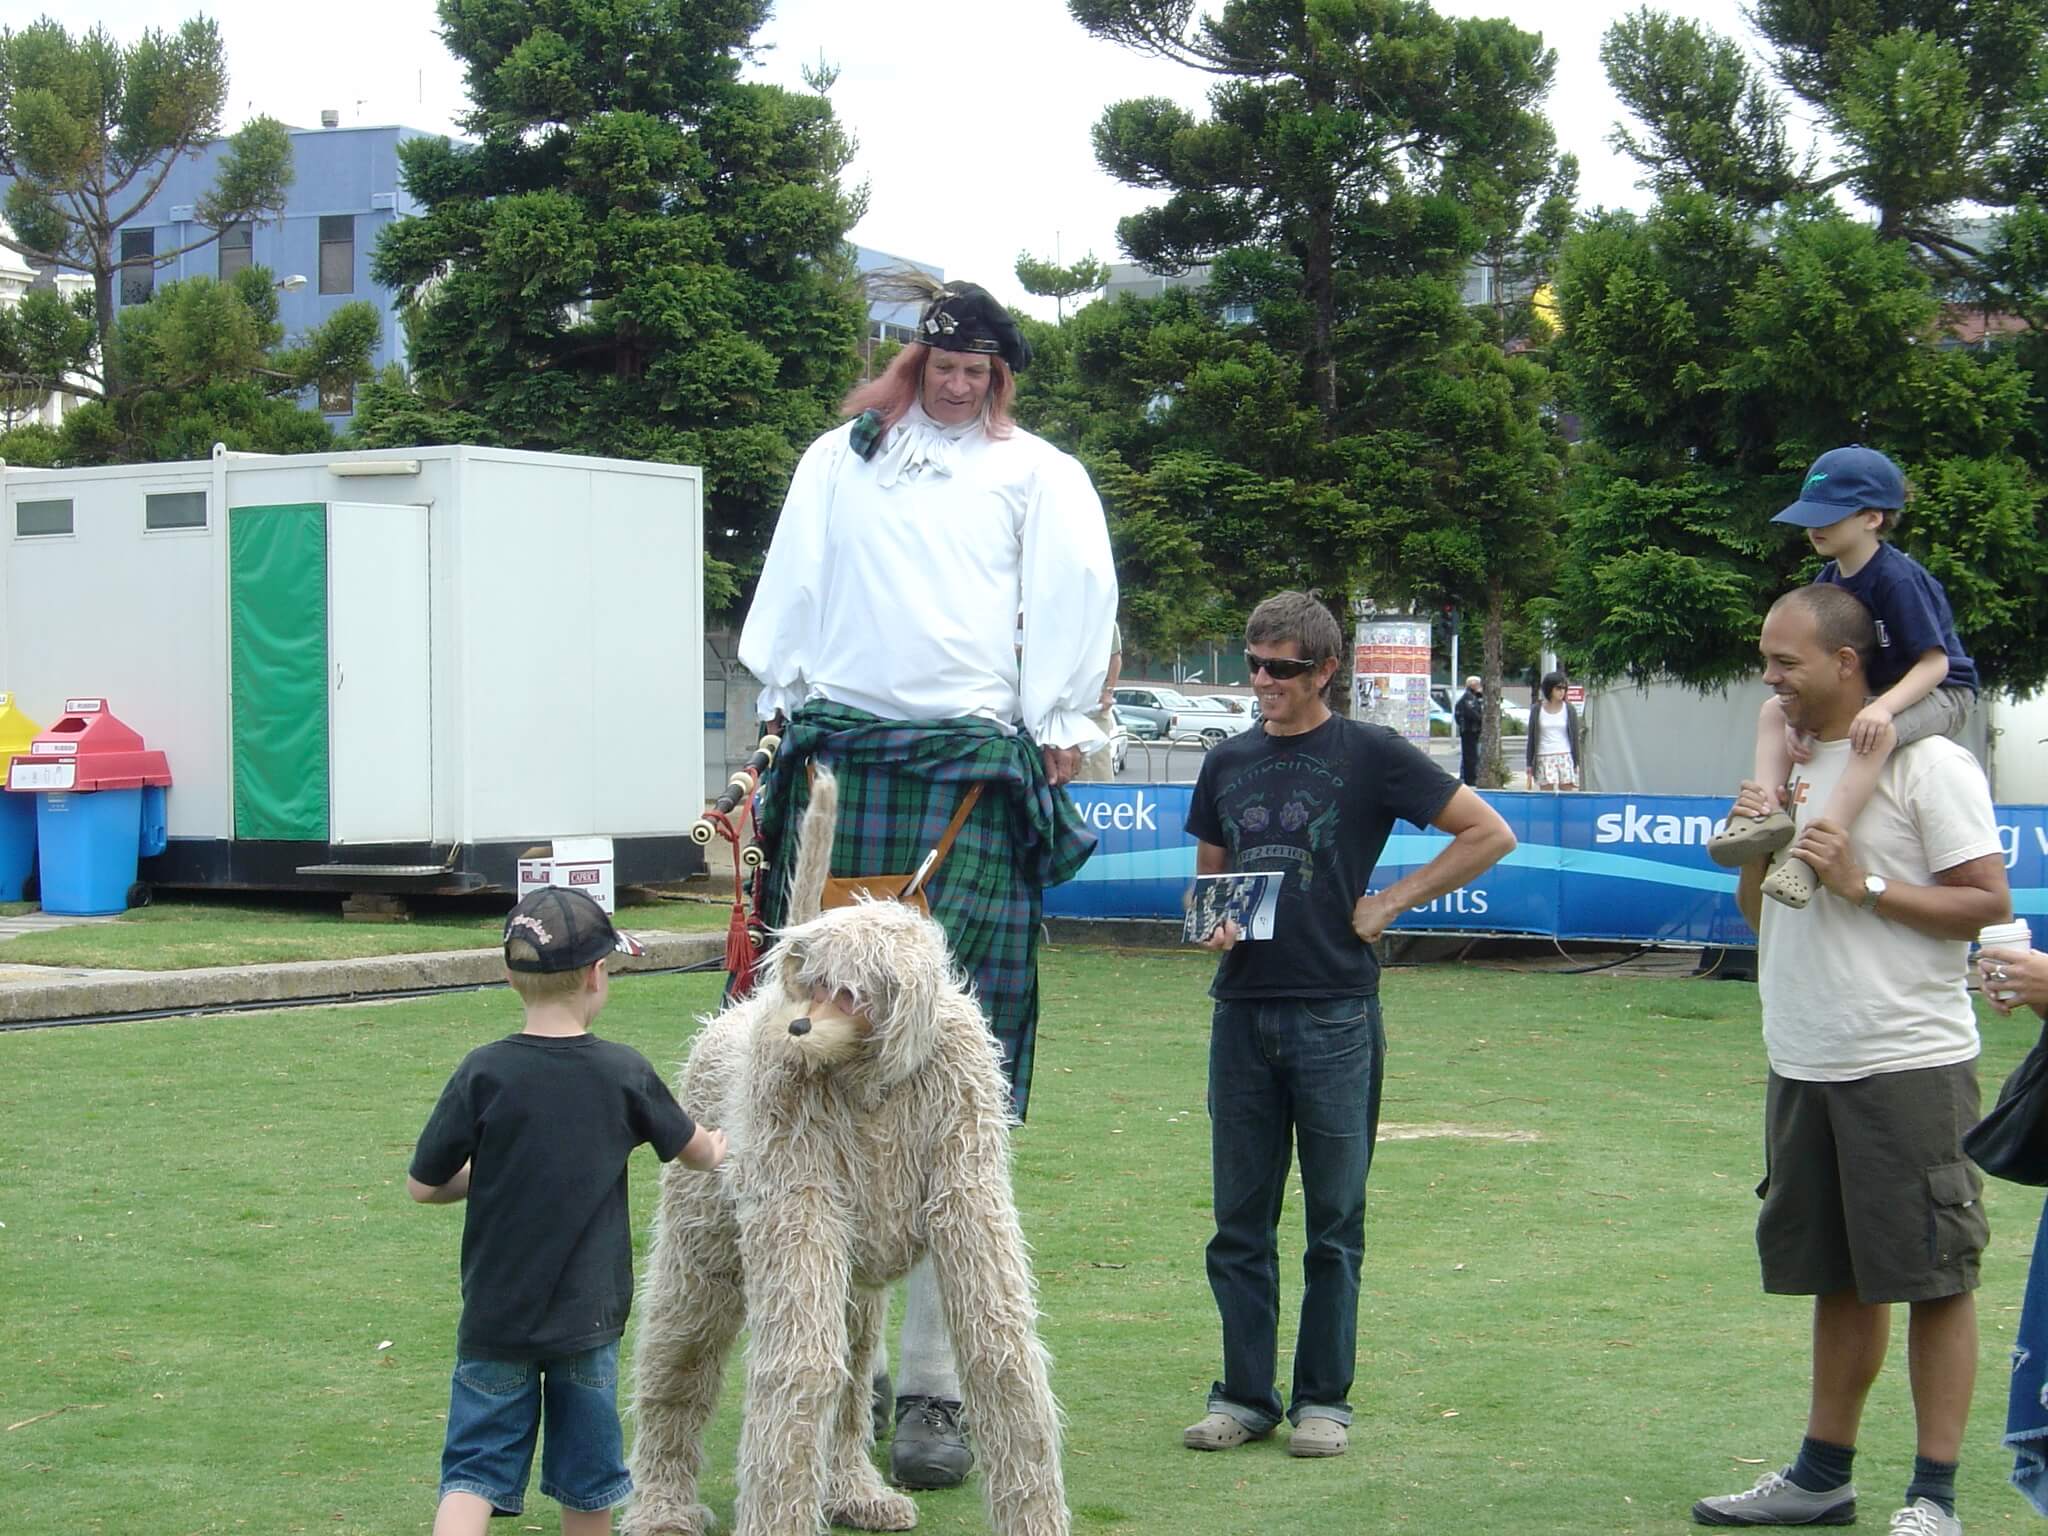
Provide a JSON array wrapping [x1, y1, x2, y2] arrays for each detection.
[[1768, 586, 1877, 680]]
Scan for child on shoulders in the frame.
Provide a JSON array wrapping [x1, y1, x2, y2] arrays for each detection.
[[1708, 444, 1978, 907]]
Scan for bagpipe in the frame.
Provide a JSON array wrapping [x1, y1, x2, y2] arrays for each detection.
[[690, 728, 780, 996]]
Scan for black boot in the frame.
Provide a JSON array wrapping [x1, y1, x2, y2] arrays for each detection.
[[889, 1395, 972, 1489]]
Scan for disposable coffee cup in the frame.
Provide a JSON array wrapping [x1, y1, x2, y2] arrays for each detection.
[[1976, 920, 2033, 1004]]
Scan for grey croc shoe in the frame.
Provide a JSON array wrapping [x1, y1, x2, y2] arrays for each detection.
[[1183, 1411, 1268, 1451], [1761, 853, 1819, 909], [1692, 1466, 1855, 1526], [1287, 1418, 1347, 1458], [1710, 809, 1797, 867]]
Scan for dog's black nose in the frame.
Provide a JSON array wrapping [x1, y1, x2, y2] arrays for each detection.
[[788, 1017, 811, 1037]]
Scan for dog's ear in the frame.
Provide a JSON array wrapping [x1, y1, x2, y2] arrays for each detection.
[[870, 917, 950, 1086]]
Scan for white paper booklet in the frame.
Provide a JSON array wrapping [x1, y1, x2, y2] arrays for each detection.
[[1183, 871, 1284, 943]]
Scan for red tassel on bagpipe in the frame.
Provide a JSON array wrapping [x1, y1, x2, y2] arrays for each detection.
[[690, 733, 780, 995]]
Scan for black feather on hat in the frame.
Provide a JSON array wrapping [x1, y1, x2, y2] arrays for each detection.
[[866, 268, 1032, 373]]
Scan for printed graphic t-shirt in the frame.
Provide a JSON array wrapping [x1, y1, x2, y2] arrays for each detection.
[[1187, 714, 1458, 999]]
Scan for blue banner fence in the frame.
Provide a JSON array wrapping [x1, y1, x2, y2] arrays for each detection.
[[1047, 787, 2048, 951]]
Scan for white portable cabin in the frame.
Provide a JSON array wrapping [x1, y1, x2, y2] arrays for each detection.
[[0, 445, 704, 894]]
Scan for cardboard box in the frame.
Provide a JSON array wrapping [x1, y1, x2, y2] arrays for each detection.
[[514, 835, 617, 913]]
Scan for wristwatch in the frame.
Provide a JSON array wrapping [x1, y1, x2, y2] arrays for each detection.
[[1860, 873, 1888, 911]]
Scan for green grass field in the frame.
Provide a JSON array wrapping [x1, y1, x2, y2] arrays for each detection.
[[3, 947, 2043, 1534], [0, 895, 730, 971]]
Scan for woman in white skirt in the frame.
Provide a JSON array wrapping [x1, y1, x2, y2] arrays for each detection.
[[1524, 671, 1582, 790]]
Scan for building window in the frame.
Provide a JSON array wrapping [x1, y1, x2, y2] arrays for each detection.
[[120, 229, 155, 305], [320, 376, 354, 415], [144, 491, 208, 531], [219, 223, 253, 281], [15, 498, 73, 537], [319, 214, 354, 294]]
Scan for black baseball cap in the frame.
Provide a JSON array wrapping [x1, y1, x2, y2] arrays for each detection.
[[503, 886, 645, 973]]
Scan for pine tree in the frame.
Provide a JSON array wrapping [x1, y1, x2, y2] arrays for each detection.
[[355, 0, 866, 609]]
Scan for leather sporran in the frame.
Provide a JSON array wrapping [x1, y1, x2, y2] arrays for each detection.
[[811, 780, 982, 920], [820, 875, 932, 918]]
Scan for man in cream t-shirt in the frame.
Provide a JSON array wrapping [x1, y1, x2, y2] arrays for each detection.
[[1691, 585, 2010, 1536]]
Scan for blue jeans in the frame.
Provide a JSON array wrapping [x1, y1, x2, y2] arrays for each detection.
[[439, 1342, 632, 1515], [1205, 993, 1384, 1430]]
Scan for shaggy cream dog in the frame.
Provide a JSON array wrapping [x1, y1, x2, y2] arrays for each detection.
[[625, 769, 1068, 1536]]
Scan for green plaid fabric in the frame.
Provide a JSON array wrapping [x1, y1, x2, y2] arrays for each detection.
[[754, 702, 1097, 1119]]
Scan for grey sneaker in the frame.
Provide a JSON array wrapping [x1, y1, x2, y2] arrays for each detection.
[[1889, 1499, 1960, 1536], [1693, 1466, 1856, 1526], [890, 1396, 972, 1490]]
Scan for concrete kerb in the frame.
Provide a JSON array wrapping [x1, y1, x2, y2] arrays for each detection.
[[0, 928, 727, 1027]]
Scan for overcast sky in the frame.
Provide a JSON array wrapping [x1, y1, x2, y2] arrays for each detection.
[[79, 0, 1785, 318]]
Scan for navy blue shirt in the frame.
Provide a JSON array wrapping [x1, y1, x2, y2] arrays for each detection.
[[1187, 715, 1457, 1000], [1814, 542, 1976, 695]]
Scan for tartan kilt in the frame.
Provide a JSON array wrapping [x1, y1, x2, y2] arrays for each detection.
[[754, 702, 1096, 1120]]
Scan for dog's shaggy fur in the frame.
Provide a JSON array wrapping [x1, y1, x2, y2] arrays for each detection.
[[625, 769, 1068, 1536]]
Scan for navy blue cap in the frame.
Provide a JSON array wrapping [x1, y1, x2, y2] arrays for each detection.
[[1772, 445, 1906, 528]]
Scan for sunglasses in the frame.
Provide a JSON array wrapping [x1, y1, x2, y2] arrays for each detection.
[[1245, 651, 1320, 680]]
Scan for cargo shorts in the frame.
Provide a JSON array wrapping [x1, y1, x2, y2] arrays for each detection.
[[1757, 1062, 1986, 1304]]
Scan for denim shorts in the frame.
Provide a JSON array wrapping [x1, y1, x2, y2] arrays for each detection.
[[439, 1341, 632, 1515]]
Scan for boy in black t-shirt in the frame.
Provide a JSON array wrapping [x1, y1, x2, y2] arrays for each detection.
[[1180, 592, 1515, 1461], [409, 886, 725, 1536]]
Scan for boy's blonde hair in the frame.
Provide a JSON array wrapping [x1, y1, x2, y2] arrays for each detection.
[[504, 940, 593, 1004]]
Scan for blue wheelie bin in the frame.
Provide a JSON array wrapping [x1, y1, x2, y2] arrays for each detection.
[[0, 693, 42, 901], [13, 699, 172, 916]]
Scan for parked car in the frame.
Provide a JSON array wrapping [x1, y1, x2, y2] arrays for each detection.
[[1108, 723, 1130, 774], [1112, 702, 1166, 741], [1111, 686, 1185, 738], [1168, 693, 1256, 745]]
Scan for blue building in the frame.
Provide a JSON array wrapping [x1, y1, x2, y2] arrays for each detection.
[[94, 120, 939, 419], [112, 122, 438, 418]]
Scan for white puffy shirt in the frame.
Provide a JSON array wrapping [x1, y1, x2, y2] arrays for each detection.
[[738, 404, 1119, 750]]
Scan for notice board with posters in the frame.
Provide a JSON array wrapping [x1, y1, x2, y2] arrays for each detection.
[[1352, 618, 1431, 743]]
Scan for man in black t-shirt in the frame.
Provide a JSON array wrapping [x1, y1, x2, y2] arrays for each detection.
[[1180, 592, 1516, 1460]]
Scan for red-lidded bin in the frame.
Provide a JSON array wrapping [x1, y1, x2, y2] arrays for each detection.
[[7, 698, 172, 915]]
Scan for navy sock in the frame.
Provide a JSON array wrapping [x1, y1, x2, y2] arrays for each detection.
[[1906, 1455, 1958, 1516], [1787, 1436, 1856, 1493]]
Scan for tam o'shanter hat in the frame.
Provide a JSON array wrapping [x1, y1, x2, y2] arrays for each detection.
[[503, 885, 645, 973], [866, 267, 1032, 374], [1772, 444, 1907, 527], [916, 281, 1033, 373]]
